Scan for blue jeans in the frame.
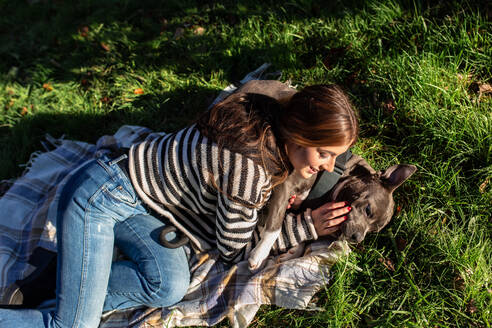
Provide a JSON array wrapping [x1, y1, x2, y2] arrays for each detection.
[[0, 155, 190, 328]]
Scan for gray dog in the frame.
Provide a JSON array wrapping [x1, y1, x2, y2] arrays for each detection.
[[249, 153, 417, 268], [237, 80, 417, 269]]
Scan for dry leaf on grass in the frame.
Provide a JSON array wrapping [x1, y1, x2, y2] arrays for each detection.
[[100, 42, 110, 52], [378, 257, 395, 271], [193, 26, 205, 35], [134, 88, 144, 95], [100, 97, 111, 104], [466, 299, 477, 314], [43, 83, 53, 91], [468, 81, 492, 101], [453, 275, 465, 291], [20, 107, 28, 116], [383, 99, 396, 112], [479, 83, 492, 95], [79, 26, 89, 38], [479, 178, 489, 193]]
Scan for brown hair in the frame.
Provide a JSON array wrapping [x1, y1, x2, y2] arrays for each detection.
[[196, 84, 358, 207], [277, 84, 359, 148]]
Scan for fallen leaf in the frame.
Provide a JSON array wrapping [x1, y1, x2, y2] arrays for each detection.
[[457, 73, 472, 83], [466, 299, 477, 314], [100, 42, 110, 52], [378, 257, 395, 271], [453, 275, 465, 291], [79, 26, 89, 38], [479, 178, 489, 193], [383, 99, 396, 112], [101, 96, 111, 104], [396, 205, 402, 215], [468, 81, 492, 102], [174, 27, 185, 40], [479, 83, 492, 95], [20, 107, 28, 116], [43, 83, 53, 91], [193, 26, 205, 35], [134, 88, 144, 95]]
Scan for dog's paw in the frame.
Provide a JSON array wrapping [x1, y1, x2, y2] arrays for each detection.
[[248, 257, 266, 272], [276, 245, 305, 263], [248, 245, 270, 271]]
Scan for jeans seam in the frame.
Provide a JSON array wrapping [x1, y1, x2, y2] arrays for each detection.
[[71, 185, 104, 328], [109, 218, 164, 300], [73, 181, 118, 328]]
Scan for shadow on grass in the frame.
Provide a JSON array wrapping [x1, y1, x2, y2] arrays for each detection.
[[0, 0, 365, 82], [0, 84, 218, 179], [1, 0, 473, 83]]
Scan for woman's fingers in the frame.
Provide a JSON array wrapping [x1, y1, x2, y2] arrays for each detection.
[[320, 201, 347, 211], [323, 206, 351, 220], [312, 201, 352, 236], [322, 215, 347, 227]]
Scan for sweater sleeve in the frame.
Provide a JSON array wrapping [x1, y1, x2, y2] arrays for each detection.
[[214, 151, 271, 263], [215, 192, 259, 262], [271, 208, 318, 253]]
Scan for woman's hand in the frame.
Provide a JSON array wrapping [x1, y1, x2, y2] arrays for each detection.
[[311, 201, 351, 237]]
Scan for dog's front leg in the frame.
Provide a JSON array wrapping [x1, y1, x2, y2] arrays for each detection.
[[248, 229, 281, 270], [248, 179, 293, 271]]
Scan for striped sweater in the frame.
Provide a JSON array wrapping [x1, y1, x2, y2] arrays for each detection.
[[128, 124, 318, 263]]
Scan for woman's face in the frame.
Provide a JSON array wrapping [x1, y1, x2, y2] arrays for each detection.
[[286, 142, 351, 179]]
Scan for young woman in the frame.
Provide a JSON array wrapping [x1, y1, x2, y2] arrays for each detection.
[[0, 84, 358, 327]]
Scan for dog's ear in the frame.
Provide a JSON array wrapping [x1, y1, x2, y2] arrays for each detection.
[[380, 164, 417, 192]]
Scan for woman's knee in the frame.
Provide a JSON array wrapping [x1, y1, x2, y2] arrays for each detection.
[[146, 267, 190, 307]]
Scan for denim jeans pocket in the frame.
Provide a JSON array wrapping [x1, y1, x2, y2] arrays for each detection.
[[97, 155, 140, 208], [104, 183, 139, 207]]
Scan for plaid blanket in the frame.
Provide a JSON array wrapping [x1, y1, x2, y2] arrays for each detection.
[[0, 65, 350, 328]]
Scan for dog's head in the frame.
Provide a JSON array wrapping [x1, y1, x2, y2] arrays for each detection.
[[331, 162, 417, 243]]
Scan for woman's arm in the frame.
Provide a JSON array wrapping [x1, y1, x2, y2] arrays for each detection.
[[215, 192, 260, 262]]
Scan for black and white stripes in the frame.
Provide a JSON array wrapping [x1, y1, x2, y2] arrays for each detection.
[[128, 124, 318, 263]]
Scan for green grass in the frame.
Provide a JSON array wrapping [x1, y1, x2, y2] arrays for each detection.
[[1, 0, 491, 327]]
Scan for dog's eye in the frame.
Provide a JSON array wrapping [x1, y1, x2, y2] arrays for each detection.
[[365, 204, 371, 217]]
